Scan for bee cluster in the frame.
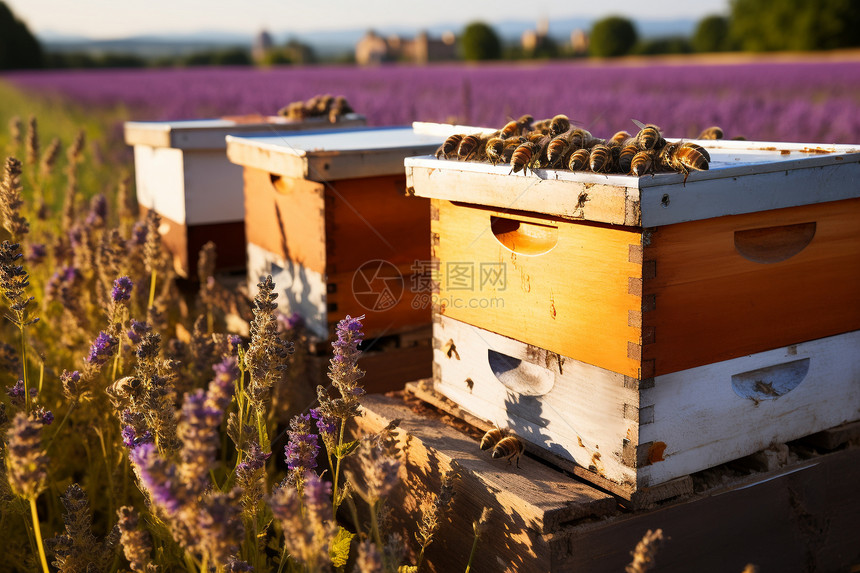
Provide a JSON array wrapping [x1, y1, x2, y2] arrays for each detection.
[[277, 94, 355, 123], [436, 115, 725, 178]]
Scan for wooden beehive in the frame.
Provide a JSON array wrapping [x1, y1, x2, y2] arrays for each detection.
[[124, 114, 365, 277], [225, 125, 447, 339], [404, 138, 860, 496]]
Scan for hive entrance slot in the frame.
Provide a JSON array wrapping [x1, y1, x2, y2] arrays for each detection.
[[734, 222, 816, 263], [487, 349, 555, 396], [269, 173, 293, 194], [490, 216, 558, 256], [731, 357, 810, 401]]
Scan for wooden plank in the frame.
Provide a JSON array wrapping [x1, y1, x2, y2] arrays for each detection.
[[406, 381, 692, 508], [226, 127, 443, 181], [133, 145, 186, 223], [347, 393, 617, 573], [125, 114, 366, 150], [406, 162, 639, 226], [246, 242, 328, 339], [243, 167, 327, 275], [640, 159, 860, 227], [641, 330, 860, 486], [554, 446, 860, 573], [644, 198, 860, 375], [432, 199, 643, 378], [405, 141, 860, 227], [800, 419, 860, 450]]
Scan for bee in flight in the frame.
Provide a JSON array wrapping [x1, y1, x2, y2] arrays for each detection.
[[480, 427, 525, 468]]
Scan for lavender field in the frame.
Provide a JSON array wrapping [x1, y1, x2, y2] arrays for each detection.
[[4, 59, 860, 144]]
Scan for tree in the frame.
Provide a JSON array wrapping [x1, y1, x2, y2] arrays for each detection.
[[0, 1, 43, 69], [460, 22, 502, 61], [693, 15, 731, 52], [589, 16, 638, 58], [730, 0, 860, 51]]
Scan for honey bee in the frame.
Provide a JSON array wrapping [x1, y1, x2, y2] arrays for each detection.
[[633, 121, 666, 151], [516, 114, 535, 133], [457, 134, 487, 161], [697, 126, 724, 140], [589, 144, 616, 173], [567, 148, 591, 171], [480, 427, 504, 450], [631, 149, 658, 176], [492, 436, 525, 468], [549, 114, 571, 137], [660, 141, 710, 176], [610, 130, 632, 145], [546, 135, 571, 167], [500, 120, 522, 139], [436, 133, 463, 159], [510, 141, 539, 175], [486, 136, 524, 166], [618, 143, 639, 173], [568, 128, 602, 150]]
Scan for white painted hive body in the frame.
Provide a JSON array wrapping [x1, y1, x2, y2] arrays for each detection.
[[124, 114, 366, 276], [406, 138, 860, 494]]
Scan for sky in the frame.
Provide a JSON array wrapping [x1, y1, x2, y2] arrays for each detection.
[[8, 0, 730, 40]]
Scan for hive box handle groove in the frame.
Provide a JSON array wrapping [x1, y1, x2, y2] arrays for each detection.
[[731, 357, 810, 401], [490, 216, 558, 256], [487, 349, 555, 396], [269, 173, 293, 195], [733, 222, 816, 263]]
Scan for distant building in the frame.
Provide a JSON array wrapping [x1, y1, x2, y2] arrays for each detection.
[[521, 17, 549, 52], [355, 29, 456, 65], [571, 29, 589, 55], [252, 29, 274, 63]]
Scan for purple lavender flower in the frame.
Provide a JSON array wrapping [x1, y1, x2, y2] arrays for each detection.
[[111, 276, 133, 302], [127, 319, 151, 345], [60, 369, 81, 399], [310, 408, 337, 437], [130, 220, 147, 246], [28, 243, 46, 263], [86, 331, 118, 365], [122, 425, 153, 449], [68, 226, 84, 248], [32, 407, 53, 425], [212, 355, 238, 386], [129, 442, 184, 513], [277, 312, 304, 331], [228, 334, 242, 355], [85, 194, 107, 227], [6, 412, 48, 498], [237, 441, 271, 474], [284, 413, 319, 473], [302, 471, 333, 524], [6, 380, 36, 406], [121, 425, 136, 448]]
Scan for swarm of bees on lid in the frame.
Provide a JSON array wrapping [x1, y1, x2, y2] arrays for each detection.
[[277, 94, 355, 123], [480, 427, 525, 468], [436, 116, 727, 181]]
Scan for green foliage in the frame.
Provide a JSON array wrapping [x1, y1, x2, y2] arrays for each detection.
[[730, 0, 860, 51], [634, 36, 693, 56], [460, 22, 502, 61], [693, 15, 731, 52], [589, 16, 638, 57], [184, 47, 252, 67], [0, 1, 43, 70]]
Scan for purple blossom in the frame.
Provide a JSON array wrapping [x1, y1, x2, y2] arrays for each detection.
[[129, 442, 184, 513], [32, 407, 53, 425], [68, 226, 84, 248], [284, 413, 318, 472], [6, 380, 36, 406], [277, 312, 304, 331], [122, 425, 153, 448], [228, 335, 242, 355], [127, 319, 151, 345], [310, 408, 337, 437], [111, 276, 133, 302], [130, 220, 147, 246], [86, 331, 118, 365], [237, 441, 271, 474], [85, 194, 108, 227], [28, 243, 46, 263]]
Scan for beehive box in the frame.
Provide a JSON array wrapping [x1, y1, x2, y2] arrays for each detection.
[[124, 114, 365, 276], [404, 138, 860, 495], [225, 125, 447, 343]]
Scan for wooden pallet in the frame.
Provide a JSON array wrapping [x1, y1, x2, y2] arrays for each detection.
[[345, 387, 860, 572]]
